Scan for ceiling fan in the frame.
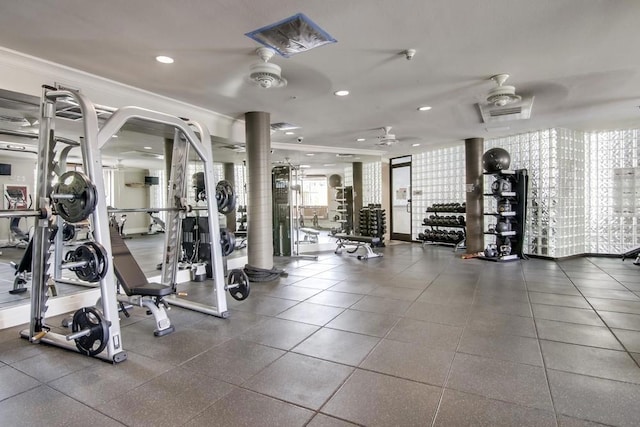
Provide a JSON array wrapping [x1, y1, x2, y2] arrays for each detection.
[[486, 74, 521, 107], [376, 126, 417, 146]]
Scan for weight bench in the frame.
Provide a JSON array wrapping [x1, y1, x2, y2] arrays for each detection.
[[334, 234, 383, 260], [110, 226, 175, 336], [299, 227, 320, 243]]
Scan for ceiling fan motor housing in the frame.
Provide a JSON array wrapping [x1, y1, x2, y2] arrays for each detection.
[[249, 61, 286, 89]]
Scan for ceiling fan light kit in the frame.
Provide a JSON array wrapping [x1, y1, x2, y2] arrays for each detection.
[[249, 47, 287, 89], [487, 73, 521, 107]]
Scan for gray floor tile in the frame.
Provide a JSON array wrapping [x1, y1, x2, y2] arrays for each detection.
[[404, 301, 469, 327], [0, 385, 122, 427], [276, 302, 345, 326], [368, 285, 423, 302], [0, 337, 46, 364], [306, 290, 364, 308], [240, 318, 319, 350], [536, 318, 623, 350], [599, 310, 640, 330], [182, 338, 284, 385], [466, 309, 537, 337], [122, 322, 229, 365], [264, 285, 323, 301], [329, 281, 379, 295], [416, 290, 475, 307], [446, 352, 553, 411], [229, 294, 300, 316], [188, 309, 267, 339], [471, 299, 533, 317], [587, 297, 640, 315], [532, 304, 604, 326], [360, 338, 454, 386], [350, 295, 412, 315], [48, 352, 174, 406], [458, 329, 543, 366], [322, 369, 441, 426], [541, 340, 640, 383], [11, 346, 96, 383], [571, 278, 626, 290], [578, 287, 640, 301], [307, 413, 359, 427], [97, 367, 233, 427], [434, 388, 556, 427], [529, 292, 591, 309], [612, 328, 640, 352], [548, 369, 640, 426], [0, 364, 41, 401], [557, 415, 611, 426], [326, 309, 399, 337], [184, 388, 314, 427], [293, 327, 379, 366], [387, 318, 463, 351], [526, 282, 580, 295], [243, 352, 353, 410], [292, 277, 342, 290], [631, 352, 640, 365]]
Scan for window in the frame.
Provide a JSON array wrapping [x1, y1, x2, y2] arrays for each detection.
[[300, 176, 328, 206]]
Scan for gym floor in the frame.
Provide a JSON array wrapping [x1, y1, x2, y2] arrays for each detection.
[[1, 239, 640, 426]]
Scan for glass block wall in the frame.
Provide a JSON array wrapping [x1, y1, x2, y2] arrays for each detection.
[[411, 145, 466, 240], [343, 165, 353, 187], [363, 161, 382, 205], [234, 163, 247, 208], [585, 129, 640, 254]]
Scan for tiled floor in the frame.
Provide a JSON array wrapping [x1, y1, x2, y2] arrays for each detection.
[[2, 240, 640, 426]]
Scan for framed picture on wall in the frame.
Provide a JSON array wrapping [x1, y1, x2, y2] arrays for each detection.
[[4, 184, 29, 210]]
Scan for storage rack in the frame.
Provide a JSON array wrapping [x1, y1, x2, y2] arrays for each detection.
[[359, 204, 386, 246], [418, 203, 466, 252], [480, 169, 528, 262], [333, 186, 353, 234]]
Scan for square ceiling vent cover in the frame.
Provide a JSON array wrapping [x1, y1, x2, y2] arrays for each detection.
[[245, 13, 336, 57], [270, 122, 300, 131]]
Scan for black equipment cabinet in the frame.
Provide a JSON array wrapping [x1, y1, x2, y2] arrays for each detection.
[[418, 203, 466, 252], [481, 169, 528, 261]]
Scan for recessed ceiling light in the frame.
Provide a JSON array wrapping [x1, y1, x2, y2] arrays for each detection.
[[356, 138, 366, 142], [285, 131, 295, 135], [300, 164, 311, 168], [144, 146, 152, 150], [305, 153, 315, 156], [323, 163, 336, 167], [417, 106, 432, 111], [412, 143, 421, 147], [354, 157, 361, 160], [155, 55, 174, 64], [334, 90, 349, 96]]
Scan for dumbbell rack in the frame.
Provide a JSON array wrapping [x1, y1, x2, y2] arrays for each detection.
[[359, 204, 386, 246], [419, 203, 466, 252], [333, 186, 353, 234], [480, 169, 528, 262]]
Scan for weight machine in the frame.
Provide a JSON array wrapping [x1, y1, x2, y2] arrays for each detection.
[[14, 85, 235, 362]]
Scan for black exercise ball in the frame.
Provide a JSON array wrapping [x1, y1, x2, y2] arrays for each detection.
[[482, 148, 511, 173], [328, 174, 342, 188]]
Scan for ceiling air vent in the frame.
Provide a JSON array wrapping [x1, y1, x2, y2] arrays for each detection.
[[245, 13, 337, 57], [478, 97, 534, 123], [270, 122, 300, 132]]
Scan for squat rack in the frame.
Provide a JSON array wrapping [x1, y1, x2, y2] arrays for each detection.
[[22, 85, 229, 362]]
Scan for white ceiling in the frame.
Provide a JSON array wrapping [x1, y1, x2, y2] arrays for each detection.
[[0, 0, 639, 168]]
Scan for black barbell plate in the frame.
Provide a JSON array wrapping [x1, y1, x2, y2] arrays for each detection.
[[227, 269, 250, 301], [219, 228, 236, 257], [54, 171, 98, 223], [216, 180, 236, 214], [72, 307, 109, 357]]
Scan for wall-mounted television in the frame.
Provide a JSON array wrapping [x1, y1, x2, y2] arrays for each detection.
[[0, 163, 11, 176], [144, 176, 159, 185]]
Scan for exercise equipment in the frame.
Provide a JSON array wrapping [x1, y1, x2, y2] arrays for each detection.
[[334, 234, 383, 260], [216, 180, 236, 214], [148, 211, 165, 234], [219, 228, 236, 257], [483, 147, 511, 173], [62, 241, 109, 283], [110, 224, 174, 337], [491, 179, 512, 195], [53, 171, 98, 223], [69, 307, 109, 356], [226, 269, 250, 301]]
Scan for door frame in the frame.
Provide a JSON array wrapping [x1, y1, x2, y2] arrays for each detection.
[[389, 155, 412, 241]]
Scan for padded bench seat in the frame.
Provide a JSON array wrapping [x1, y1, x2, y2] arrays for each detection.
[[334, 234, 383, 260]]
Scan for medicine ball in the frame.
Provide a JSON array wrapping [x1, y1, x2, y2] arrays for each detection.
[[495, 221, 511, 232], [328, 174, 342, 188], [482, 148, 511, 173], [491, 179, 512, 195], [497, 201, 511, 213], [484, 244, 498, 258]]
